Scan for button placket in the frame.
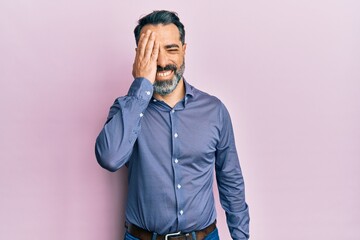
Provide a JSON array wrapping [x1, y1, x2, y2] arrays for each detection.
[[169, 108, 184, 223]]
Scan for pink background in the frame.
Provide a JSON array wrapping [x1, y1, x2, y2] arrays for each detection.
[[1, 1, 359, 239]]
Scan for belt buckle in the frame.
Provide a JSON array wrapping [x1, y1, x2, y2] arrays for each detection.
[[165, 231, 181, 240]]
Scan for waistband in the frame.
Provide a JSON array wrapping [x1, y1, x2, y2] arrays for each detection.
[[126, 221, 217, 240]]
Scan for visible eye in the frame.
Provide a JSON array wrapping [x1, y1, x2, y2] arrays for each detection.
[[168, 49, 179, 53]]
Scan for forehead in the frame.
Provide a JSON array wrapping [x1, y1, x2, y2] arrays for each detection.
[[140, 23, 181, 44]]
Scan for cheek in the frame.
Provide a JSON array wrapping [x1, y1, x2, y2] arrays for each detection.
[[167, 56, 182, 67], [174, 55, 185, 66]]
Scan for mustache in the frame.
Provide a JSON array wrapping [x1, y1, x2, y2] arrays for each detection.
[[157, 64, 177, 72]]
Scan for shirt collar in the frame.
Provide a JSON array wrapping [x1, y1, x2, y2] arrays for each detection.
[[183, 78, 195, 98], [150, 78, 195, 110], [183, 78, 194, 107]]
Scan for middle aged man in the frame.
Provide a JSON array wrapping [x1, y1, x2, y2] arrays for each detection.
[[95, 10, 250, 240]]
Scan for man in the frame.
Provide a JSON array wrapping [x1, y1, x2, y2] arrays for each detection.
[[95, 10, 250, 240]]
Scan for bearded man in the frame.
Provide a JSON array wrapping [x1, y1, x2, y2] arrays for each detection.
[[95, 10, 250, 240]]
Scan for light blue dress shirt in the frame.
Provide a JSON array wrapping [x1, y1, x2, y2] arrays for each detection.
[[95, 78, 250, 239]]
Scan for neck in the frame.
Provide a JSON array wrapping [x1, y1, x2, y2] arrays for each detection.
[[153, 78, 185, 108]]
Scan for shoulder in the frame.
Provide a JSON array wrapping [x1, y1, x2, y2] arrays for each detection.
[[189, 84, 224, 108], [189, 84, 232, 121]]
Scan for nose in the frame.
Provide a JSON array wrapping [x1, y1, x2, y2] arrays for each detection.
[[157, 49, 168, 68]]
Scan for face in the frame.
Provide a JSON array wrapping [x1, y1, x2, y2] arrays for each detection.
[[140, 24, 186, 95]]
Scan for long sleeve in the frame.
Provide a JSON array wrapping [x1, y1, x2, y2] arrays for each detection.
[[95, 78, 153, 172], [215, 103, 250, 239]]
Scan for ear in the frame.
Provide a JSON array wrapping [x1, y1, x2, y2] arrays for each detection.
[[182, 43, 187, 55]]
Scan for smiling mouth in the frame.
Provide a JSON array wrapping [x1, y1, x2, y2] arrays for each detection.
[[156, 70, 173, 78]]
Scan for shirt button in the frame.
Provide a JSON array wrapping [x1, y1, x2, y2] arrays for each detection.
[[171, 109, 175, 114], [177, 184, 181, 189], [139, 113, 144, 117], [180, 210, 184, 215], [174, 159, 179, 164], [153, 99, 157, 102], [174, 133, 178, 138], [145, 91, 151, 95]]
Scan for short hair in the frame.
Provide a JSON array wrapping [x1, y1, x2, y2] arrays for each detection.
[[134, 10, 185, 46]]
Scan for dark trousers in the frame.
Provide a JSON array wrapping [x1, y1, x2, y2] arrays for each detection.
[[124, 228, 220, 240]]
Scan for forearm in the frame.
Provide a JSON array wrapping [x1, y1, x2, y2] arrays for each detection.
[[215, 103, 250, 239], [216, 156, 250, 239], [95, 78, 153, 171]]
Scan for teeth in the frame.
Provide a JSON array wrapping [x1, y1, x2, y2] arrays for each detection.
[[157, 70, 172, 77]]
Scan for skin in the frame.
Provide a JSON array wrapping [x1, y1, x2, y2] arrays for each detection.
[[132, 24, 187, 107]]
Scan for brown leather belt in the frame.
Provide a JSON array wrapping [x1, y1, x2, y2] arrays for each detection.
[[126, 221, 216, 240]]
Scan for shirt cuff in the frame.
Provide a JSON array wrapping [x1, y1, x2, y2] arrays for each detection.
[[127, 77, 154, 100]]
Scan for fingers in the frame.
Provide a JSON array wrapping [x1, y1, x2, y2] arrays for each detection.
[[144, 32, 156, 60], [136, 30, 149, 59], [132, 30, 159, 83], [136, 30, 156, 61], [151, 41, 160, 62]]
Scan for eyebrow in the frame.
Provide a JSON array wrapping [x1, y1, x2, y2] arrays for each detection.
[[165, 44, 180, 49]]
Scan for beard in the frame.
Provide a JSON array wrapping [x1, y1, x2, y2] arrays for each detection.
[[153, 60, 185, 96]]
